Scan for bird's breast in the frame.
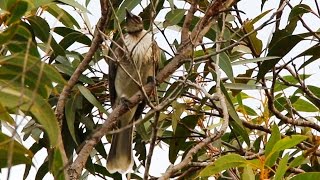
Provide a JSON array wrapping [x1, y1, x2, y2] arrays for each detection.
[[124, 31, 153, 66]]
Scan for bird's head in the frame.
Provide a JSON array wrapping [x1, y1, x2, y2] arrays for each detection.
[[125, 9, 144, 34]]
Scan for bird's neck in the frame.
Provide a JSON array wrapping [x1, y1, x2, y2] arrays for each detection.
[[127, 29, 143, 35]]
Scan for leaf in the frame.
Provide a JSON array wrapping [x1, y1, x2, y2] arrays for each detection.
[[257, 31, 305, 81], [251, 9, 272, 24], [292, 98, 318, 112], [0, 102, 14, 124], [163, 9, 186, 28], [231, 56, 280, 66], [224, 83, 263, 90], [265, 124, 281, 156], [65, 97, 78, 145], [0, 132, 33, 168], [243, 20, 263, 56], [241, 165, 255, 180], [115, 0, 141, 25], [169, 115, 200, 164], [78, 85, 109, 115], [27, 16, 65, 56], [54, 64, 94, 84], [6, 0, 29, 24], [199, 154, 246, 177], [54, 27, 91, 46], [58, 0, 88, 12], [51, 148, 65, 180], [171, 101, 186, 133], [217, 52, 234, 82], [297, 45, 320, 69], [35, 160, 49, 180], [286, 4, 312, 33], [274, 154, 289, 180], [46, 4, 80, 28], [267, 135, 308, 160], [0, 80, 60, 146], [257, 29, 312, 81], [289, 155, 306, 168], [291, 172, 320, 180]]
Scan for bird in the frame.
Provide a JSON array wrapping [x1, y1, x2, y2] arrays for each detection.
[[106, 9, 160, 174]]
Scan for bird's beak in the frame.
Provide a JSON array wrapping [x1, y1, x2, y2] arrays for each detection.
[[126, 8, 134, 19]]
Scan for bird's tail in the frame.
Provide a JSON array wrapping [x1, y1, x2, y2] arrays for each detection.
[[106, 126, 133, 174]]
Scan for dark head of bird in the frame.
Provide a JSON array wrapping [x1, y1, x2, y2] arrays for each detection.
[[125, 9, 144, 34]]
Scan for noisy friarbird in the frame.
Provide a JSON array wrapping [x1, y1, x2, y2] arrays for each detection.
[[106, 10, 160, 174]]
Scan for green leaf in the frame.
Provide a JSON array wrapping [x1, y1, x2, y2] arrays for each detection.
[[292, 98, 319, 112], [219, 83, 250, 146], [297, 45, 320, 69], [243, 20, 263, 56], [265, 124, 281, 156], [217, 52, 234, 82], [267, 135, 308, 160], [199, 154, 246, 177], [0, 132, 33, 168], [171, 101, 186, 133], [6, 0, 29, 24], [115, 0, 141, 25], [164, 9, 186, 28], [54, 27, 91, 46], [54, 64, 94, 84], [251, 9, 272, 24], [58, 0, 88, 12], [231, 56, 280, 65], [65, 97, 78, 145], [241, 165, 255, 180], [0, 102, 15, 124], [291, 172, 320, 180], [274, 154, 289, 180], [286, 4, 312, 33], [27, 16, 65, 56], [78, 85, 109, 115], [35, 160, 49, 180], [289, 155, 306, 168], [51, 148, 65, 180], [224, 83, 263, 90], [169, 115, 200, 164], [257, 31, 305, 81], [0, 80, 60, 146], [46, 4, 80, 28]]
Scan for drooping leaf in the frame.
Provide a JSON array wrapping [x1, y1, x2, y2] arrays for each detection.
[[46, 4, 80, 28], [286, 4, 312, 33], [0, 132, 33, 168], [169, 115, 201, 164], [0, 80, 60, 146], [243, 20, 263, 56], [78, 85, 109, 115], [6, 0, 29, 25], [0, 102, 15, 124], [257, 31, 305, 81]]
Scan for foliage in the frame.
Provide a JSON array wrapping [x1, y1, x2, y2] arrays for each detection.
[[1, 0, 320, 179]]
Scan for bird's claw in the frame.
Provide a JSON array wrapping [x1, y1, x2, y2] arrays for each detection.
[[120, 97, 133, 109]]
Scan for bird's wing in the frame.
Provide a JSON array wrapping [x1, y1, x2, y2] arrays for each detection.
[[108, 38, 124, 107], [134, 41, 161, 120]]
